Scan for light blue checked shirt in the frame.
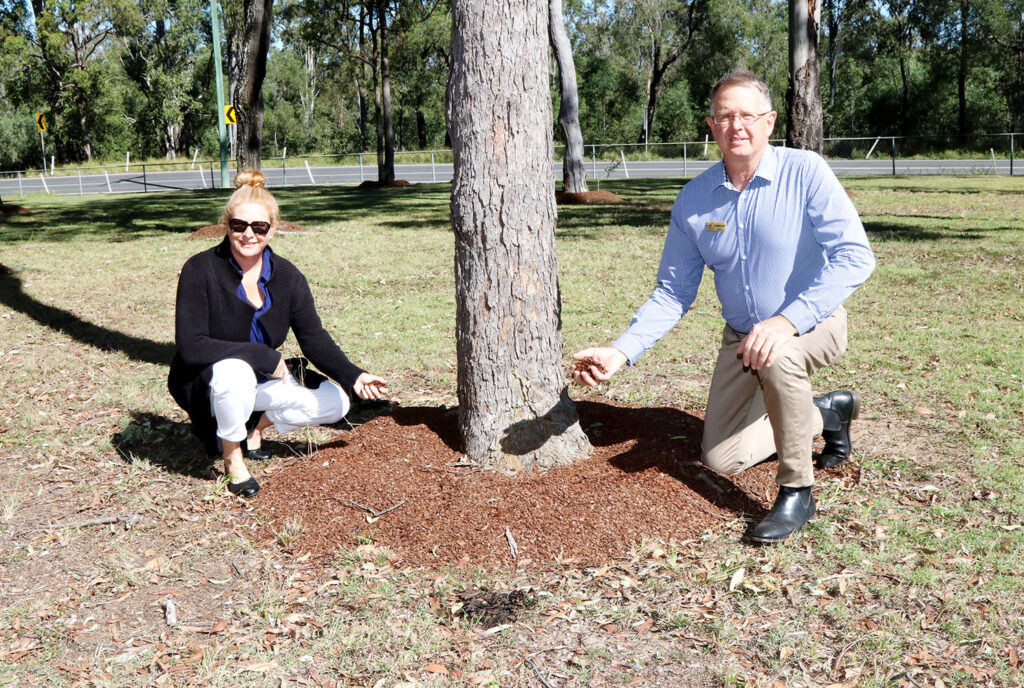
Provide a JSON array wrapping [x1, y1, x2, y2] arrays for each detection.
[[613, 145, 875, 364]]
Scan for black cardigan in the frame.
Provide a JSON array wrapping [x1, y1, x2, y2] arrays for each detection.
[[168, 238, 364, 454]]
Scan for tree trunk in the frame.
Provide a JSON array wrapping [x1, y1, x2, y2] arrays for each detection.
[[448, 0, 592, 470], [549, 0, 588, 193], [377, 0, 396, 183], [957, 0, 968, 137], [234, 0, 271, 171], [786, 0, 824, 153], [416, 109, 428, 148]]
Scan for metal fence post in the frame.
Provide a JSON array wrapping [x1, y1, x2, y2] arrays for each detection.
[[143, 164, 148, 192], [683, 142, 687, 177], [78, 168, 83, 195], [891, 137, 897, 176], [1011, 133, 1015, 176], [282, 151, 287, 187], [431, 151, 436, 182], [591, 145, 597, 179], [359, 153, 364, 182], [17, 170, 23, 198]]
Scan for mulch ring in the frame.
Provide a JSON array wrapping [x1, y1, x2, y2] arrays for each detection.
[[255, 399, 785, 569], [555, 189, 623, 204], [0, 204, 31, 214], [186, 220, 316, 240]]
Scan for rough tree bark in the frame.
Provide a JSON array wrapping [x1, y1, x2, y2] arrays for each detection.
[[448, 0, 592, 470], [549, 0, 588, 193], [377, 0, 396, 183], [786, 0, 824, 153], [234, 0, 272, 171]]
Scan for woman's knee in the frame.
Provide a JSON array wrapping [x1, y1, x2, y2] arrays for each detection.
[[320, 381, 350, 423], [210, 359, 257, 396]]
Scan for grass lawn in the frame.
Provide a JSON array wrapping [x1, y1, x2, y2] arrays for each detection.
[[0, 176, 1022, 687]]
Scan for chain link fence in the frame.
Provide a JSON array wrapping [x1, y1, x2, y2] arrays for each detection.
[[1, 134, 1018, 199]]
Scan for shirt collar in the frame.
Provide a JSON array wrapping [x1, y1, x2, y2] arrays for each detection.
[[716, 145, 779, 190], [224, 242, 274, 282]]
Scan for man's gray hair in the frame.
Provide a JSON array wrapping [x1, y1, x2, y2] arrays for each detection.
[[709, 71, 773, 115]]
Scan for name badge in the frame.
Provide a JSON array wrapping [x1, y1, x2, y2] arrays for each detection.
[[705, 221, 727, 232]]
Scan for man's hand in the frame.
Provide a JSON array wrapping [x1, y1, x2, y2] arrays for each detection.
[[571, 348, 628, 387], [353, 373, 389, 400], [736, 315, 797, 370]]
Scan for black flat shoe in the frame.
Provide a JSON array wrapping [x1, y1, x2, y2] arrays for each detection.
[[751, 485, 815, 543], [813, 390, 861, 469], [244, 447, 273, 462], [227, 477, 260, 498]]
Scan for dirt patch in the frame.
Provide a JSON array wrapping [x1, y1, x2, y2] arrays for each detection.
[[185, 220, 315, 240], [0, 204, 30, 214], [357, 179, 410, 188], [556, 189, 624, 204], [256, 400, 785, 569]]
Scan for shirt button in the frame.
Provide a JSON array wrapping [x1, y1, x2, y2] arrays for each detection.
[[745, 285, 750, 290]]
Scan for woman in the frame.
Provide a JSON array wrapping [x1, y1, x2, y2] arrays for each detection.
[[168, 170, 388, 498]]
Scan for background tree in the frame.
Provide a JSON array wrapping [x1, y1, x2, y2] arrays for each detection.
[[549, 0, 587, 193], [786, 0, 823, 152], [448, 0, 591, 470], [233, 0, 273, 169]]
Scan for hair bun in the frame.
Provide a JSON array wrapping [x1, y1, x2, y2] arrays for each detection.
[[234, 170, 267, 189]]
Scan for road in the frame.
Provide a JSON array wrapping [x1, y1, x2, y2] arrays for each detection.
[[0, 157, 1016, 198]]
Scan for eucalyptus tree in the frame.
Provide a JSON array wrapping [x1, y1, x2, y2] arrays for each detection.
[[786, 0, 823, 152], [120, 0, 208, 159], [234, 0, 273, 170], [550, 0, 588, 193], [7, 0, 141, 162]]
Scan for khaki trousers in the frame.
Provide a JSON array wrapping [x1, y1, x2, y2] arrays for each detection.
[[700, 307, 848, 488]]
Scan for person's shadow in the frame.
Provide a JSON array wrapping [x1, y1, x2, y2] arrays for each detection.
[[573, 400, 768, 520]]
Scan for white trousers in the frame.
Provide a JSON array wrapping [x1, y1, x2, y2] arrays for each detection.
[[209, 358, 350, 443]]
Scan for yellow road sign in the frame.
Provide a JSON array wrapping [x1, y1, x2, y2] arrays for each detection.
[[36, 113, 46, 132], [224, 105, 237, 125]]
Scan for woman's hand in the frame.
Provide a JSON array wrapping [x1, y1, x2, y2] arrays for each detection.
[[353, 373, 389, 400], [270, 356, 289, 379], [571, 347, 628, 386]]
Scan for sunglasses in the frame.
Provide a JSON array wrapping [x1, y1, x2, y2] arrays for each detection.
[[228, 218, 272, 236]]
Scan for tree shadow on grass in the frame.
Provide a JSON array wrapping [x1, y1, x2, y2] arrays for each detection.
[[392, 399, 765, 519], [0, 263, 174, 366], [574, 400, 767, 519]]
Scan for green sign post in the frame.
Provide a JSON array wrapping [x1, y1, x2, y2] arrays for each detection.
[[209, 0, 230, 188]]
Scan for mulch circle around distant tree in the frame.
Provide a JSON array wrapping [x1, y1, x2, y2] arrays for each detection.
[[357, 179, 410, 188], [186, 220, 316, 240], [255, 399, 783, 569], [555, 189, 623, 204], [0, 204, 30, 214]]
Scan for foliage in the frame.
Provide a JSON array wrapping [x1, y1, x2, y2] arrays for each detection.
[[1, 0, 1023, 167]]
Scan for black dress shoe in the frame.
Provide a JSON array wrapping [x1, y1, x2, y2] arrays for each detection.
[[244, 447, 273, 462], [751, 485, 815, 543], [227, 477, 260, 498], [813, 390, 861, 469]]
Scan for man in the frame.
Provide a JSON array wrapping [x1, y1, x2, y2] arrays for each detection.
[[572, 70, 875, 543]]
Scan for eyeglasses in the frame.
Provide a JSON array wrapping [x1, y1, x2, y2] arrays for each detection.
[[228, 218, 272, 236], [712, 111, 772, 125]]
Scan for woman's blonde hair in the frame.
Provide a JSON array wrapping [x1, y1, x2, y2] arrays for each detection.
[[221, 170, 280, 228]]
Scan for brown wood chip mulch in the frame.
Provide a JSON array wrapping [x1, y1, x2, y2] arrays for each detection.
[[256, 400, 778, 569], [555, 189, 623, 204]]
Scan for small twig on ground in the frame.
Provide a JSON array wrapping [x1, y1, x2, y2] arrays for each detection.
[[833, 635, 868, 681], [416, 464, 482, 475], [332, 498, 406, 519], [505, 527, 518, 558], [889, 672, 925, 688], [231, 562, 244, 578], [30, 513, 140, 532], [525, 658, 554, 688]]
